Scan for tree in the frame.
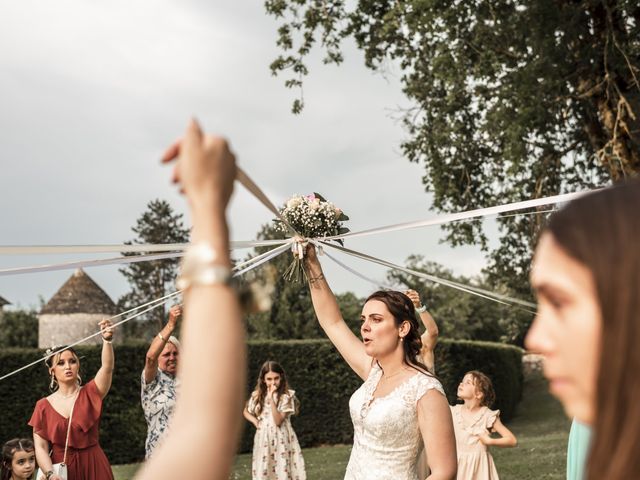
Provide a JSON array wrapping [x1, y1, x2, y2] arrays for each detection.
[[244, 223, 364, 339], [266, 0, 640, 292], [0, 310, 39, 348], [119, 199, 190, 338], [387, 255, 533, 345]]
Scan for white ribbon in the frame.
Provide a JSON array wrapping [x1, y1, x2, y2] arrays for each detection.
[[236, 167, 300, 237], [0, 241, 290, 383], [0, 252, 184, 276], [322, 248, 392, 290], [325, 190, 593, 241], [0, 239, 289, 256], [0, 240, 295, 276], [233, 241, 293, 277], [319, 241, 536, 310], [0, 291, 181, 383]]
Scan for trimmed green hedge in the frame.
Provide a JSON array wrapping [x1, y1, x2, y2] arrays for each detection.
[[0, 339, 522, 464]]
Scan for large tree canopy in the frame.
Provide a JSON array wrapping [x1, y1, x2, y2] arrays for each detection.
[[266, 0, 640, 291]]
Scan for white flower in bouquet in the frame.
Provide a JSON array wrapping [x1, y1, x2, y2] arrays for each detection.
[[275, 192, 350, 281]]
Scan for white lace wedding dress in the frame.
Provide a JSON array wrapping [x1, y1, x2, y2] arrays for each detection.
[[345, 362, 445, 480]]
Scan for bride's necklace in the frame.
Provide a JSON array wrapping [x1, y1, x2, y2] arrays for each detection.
[[382, 366, 407, 381], [56, 387, 79, 399]]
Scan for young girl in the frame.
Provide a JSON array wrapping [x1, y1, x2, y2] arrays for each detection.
[[1, 438, 36, 480], [243, 361, 306, 480], [451, 371, 517, 479]]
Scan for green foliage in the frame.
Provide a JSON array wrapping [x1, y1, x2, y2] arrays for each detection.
[[0, 340, 522, 463], [265, 0, 640, 296], [0, 310, 38, 348], [388, 255, 533, 345], [118, 199, 189, 338]]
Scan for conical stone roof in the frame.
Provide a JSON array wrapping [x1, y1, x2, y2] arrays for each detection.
[[40, 269, 116, 315]]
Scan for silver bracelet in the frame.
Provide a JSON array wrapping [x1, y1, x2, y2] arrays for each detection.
[[177, 243, 232, 290], [415, 304, 427, 313], [102, 337, 113, 344]]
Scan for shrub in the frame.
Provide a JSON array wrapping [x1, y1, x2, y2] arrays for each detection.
[[0, 339, 522, 463]]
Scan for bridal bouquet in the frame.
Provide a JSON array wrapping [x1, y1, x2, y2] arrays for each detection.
[[276, 193, 349, 282]]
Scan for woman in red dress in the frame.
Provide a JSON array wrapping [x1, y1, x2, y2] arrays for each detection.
[[29, 319, 115, 480]]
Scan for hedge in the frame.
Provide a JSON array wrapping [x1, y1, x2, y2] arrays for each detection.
[[0, 339, 522, 464]]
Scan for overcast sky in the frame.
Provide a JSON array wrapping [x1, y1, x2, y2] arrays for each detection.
[[0, 1, 492, 311]]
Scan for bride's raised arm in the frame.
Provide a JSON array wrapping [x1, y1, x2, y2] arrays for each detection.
[[304, 244, 371, 380]]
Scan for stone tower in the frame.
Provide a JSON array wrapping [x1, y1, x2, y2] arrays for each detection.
[[38, 269, 121, 348]]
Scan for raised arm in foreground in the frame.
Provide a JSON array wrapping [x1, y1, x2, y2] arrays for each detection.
[[135, 119, 244, 480]]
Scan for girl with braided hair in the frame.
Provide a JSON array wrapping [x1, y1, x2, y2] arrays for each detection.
[[304, 245, 456, 480]]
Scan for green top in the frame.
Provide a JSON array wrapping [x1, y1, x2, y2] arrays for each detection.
[[567, 418, 592, 480]]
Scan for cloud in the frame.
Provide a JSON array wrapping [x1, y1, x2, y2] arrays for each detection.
[[0, 1, 490, 309]]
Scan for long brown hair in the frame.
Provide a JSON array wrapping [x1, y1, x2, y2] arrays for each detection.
[[365, 290, 433, 377], [545, 181, 640, 479], [250, 360, 292, 417], [1, 438, 34, 480]]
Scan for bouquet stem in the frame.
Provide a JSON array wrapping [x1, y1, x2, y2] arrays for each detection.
[[283, 256, 307, 283]]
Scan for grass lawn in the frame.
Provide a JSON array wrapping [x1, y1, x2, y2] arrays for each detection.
[[113, 372, 570, 480]]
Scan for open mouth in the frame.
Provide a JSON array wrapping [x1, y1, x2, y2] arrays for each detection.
[[363, 338, 372, 345]]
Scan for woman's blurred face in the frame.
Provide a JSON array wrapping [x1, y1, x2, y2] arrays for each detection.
[[457, 374, 480, 402], [158, 342, 179, 376], [263, 371, 281, 391], [526, 233, 602, 424], [360, 299, 403, 357], [51, 350, 79, 384]]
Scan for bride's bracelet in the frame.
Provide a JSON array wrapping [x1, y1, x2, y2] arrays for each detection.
[[308, 273, 325, 285]]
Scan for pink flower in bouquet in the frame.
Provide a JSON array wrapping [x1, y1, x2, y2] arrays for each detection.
[[309, 198, 321, 210]]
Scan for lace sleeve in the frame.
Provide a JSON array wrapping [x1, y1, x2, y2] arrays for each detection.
[[414, 374, 445, 403]]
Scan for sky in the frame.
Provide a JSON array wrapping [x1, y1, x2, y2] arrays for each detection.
[[0, 1, 492, 311]]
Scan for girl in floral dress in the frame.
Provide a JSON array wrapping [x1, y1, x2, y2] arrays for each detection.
[[243, 361, 306, 480], [451, 371, 517, 479]]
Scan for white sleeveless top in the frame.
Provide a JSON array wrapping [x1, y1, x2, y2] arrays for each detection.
[[345, 363, 445, 479]]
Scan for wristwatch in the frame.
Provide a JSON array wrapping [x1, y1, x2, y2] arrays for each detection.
[[416, 304, 427, 313], [45, 471, 54, 480]]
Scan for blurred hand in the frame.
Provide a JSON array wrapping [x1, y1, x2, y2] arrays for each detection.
[[161, 119, 237, 213], [167, 305, 182, 329], [268, 383, 278, 398], [303, 243, 321, 268], [405, 289, 422, 309], [479, 433, 494, 446], [99, 318, 114, 341]]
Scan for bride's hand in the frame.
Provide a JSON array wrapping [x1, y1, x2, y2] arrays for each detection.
[[303, 243, 320, 267]]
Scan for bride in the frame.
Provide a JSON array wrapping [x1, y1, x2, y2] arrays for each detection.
[[304, 245, 457, 479]]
